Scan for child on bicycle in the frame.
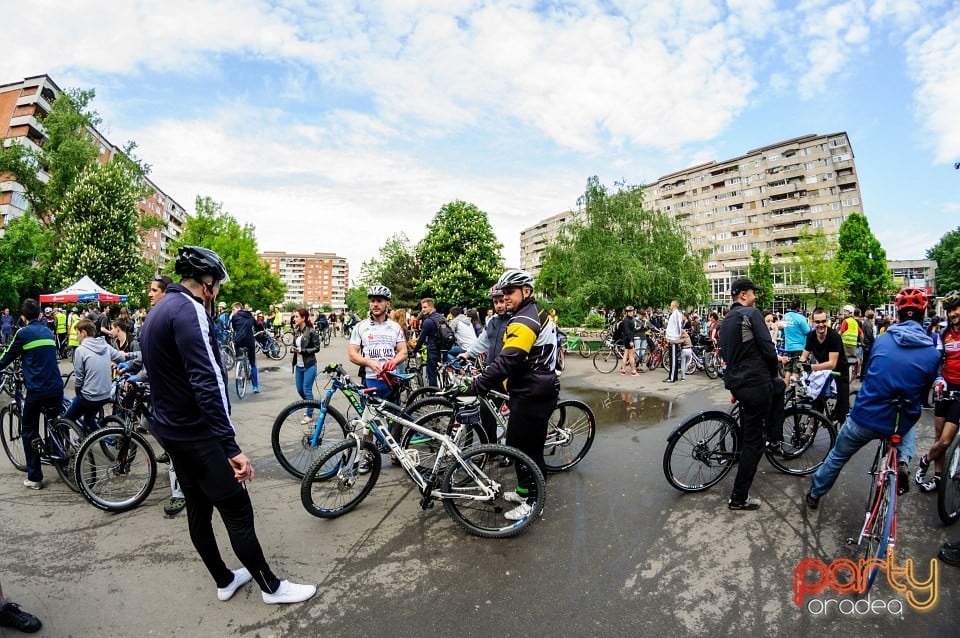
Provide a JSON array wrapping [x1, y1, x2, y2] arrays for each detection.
[[65, 319, 131, 434]]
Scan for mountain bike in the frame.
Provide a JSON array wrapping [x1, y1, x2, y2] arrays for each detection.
[[74, 377, 158, 512], [235, 347, 251, 399], [936, 391, 960, 525], [218, 330, 235, 369], [300, 390, 545, 538], [255, 330, 286, 361], [847, 397, 909, 594], [662, 394, 836, 491]]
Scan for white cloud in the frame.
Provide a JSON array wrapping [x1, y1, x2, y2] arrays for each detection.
[[906, 7, 960, 164]]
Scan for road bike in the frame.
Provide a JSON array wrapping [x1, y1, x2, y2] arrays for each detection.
[[935, 391, 960, 525], [74, 377, 158, 512], [847, 397, 910, 594], [235, 347, 251, 398], [592, 338, 626, 374], [662, 389, 836, 491], [300, 390, 546, 538]]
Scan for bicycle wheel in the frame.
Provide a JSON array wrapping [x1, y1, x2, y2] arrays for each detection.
[[646, 349, 663, 371], [862, 473, 896, 594], [281, 330, 295, 346], [220, 345, 235, 370], [577, 339, 591, 357], [938, 436, 960, 525], [266, 340, 286, 361], [543, 399, 596, 472], [401, 410, 489, 474], [50, 417, 87, 492], [75, 426, 157, 512], [322, 330, 331, 347], [404, 386, 443, 408], [0, 405, 26, 471], [766, 406, 836, 476], [704, 352, 719, 379], [592, 345, 620, 374], [235, 362, 247, 399], [300, 438, 381, 518], [441, 444, 545, 538], [271, 400, 350, 479], [403, 396, 456, 422], [663, 411, 739, 492], [556, 347, 565, 373]]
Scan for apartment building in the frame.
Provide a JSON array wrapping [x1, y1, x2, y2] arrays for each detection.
[[261, 251, 349, 309], [0, 74, 187, 267], [519, 210, 578, 275], [645, 132, 864, 305]]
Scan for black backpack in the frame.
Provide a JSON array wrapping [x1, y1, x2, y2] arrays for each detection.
[[435, 317, 457, 350]]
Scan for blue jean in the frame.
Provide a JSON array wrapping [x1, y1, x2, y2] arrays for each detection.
[[809, 415, 916, 499], [294, 364, 317, 416], [63, 394, 109, 434], [424, 350, 441, 386]]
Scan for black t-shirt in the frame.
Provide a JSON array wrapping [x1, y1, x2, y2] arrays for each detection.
[[805, 328, 849, 379]]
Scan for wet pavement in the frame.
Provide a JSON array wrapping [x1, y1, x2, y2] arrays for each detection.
[[0, 339, 957, 636]]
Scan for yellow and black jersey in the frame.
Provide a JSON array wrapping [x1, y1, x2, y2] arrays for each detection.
[[472, 296, 559, 399]]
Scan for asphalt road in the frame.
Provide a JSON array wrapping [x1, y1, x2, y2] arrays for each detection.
[[1, 336, 957, 637]]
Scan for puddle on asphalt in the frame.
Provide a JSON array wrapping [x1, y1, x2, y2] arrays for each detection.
[[561, 388, 680, 429]]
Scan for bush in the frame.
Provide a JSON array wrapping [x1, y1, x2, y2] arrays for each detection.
[[583, 313, 605, 329]]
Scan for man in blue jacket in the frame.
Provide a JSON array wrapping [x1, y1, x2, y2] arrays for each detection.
[[139, 246, 314, 605], [805, 288, 940, 509], [0, 299, 63, 490]]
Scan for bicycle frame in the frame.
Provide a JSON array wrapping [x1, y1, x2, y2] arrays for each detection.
[[856, 435, 899, 552]]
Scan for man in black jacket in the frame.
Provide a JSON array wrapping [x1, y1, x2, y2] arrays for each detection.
[[412, 297, 444, 386], [719, 278, 785, 511]]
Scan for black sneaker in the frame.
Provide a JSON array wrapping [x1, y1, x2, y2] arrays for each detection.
[[0, 601, 42, 633], [766, 442, 786, 458], [805, 491, 820, 510], [897, 463, 910, 495], [728, 498, 761, 511]]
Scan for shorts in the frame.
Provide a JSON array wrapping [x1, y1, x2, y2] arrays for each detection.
[[621, 338, 634, 349], [784, 350, 803, 371], [934, 381, 960, 424]]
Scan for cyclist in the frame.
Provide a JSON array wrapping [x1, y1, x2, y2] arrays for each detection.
[[619, 306, 638, 376], [0, 299, 63, 490], [270, 305, 284, 340], [800, 307, 851, 426], [805, 288, 940, 509], [0, 308, 13, 347], [462, 285, 512, 442], [348, 285, 407, 400], [230, 302, 259, 393], [64, 319, 130, 434], [215, 301, 230, 341], [411, 298, 445, 386], [465, 269, 559, 521], [718, 278, 784, 511], [914, 289, 960, 492], [139, 245, 315, 605], [315, 311, 329, 343], [781, 299, 810, 386]]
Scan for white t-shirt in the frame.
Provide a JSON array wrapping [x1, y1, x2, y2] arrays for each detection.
[[350, 318, 405, 379]]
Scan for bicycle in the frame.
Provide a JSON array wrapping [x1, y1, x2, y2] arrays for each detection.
[[592, 337, 626, 374], [318, 326, 332, 348], [847, 397, 910, 594], [662, 389, 837, 491], [234, 347, 251, 399], [300, 390, 546, 538], [559, 330, 591, 358], [74, 377, 158, 512], [254, 330, 286, 361], [218, 329, 235, 369], [936, 391, 960, 525]]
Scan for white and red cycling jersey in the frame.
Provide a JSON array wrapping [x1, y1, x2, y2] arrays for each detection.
[[941, 325, 960, 385]]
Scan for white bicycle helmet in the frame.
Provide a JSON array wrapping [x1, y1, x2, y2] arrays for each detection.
[[496, 269, 535, 290], [367, 285, 392, 300]]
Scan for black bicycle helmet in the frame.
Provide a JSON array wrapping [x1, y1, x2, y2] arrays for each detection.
[[175, 245, 230, 283], [942, 289, 960, 311]]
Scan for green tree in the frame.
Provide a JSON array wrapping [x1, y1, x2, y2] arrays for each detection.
[[170, 196, 285, 311], [359, 233, 420, 310], [748, 249, 774, 311], [0, 213, 55, 309], [785, 228, 846, 309], [345, 286, 369, 314], [51, 161, 152, 296], [538, 176, 709, 320], [415, 201, 503, 310], [927, 226, 960, 293], [837, 212, 893, 309]]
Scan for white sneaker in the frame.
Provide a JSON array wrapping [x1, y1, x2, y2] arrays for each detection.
[[262, 580, 317, 605], [300, 416, 313, 425], [217, 568, 252, 601], [23, 479, 42, 490], [504, 501, 534, 521], [503, 491, 524, 504]]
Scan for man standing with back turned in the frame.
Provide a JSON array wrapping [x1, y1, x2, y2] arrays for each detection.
[[140, 245, 315, 605]]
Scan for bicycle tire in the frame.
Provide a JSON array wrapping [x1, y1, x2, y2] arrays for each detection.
[[766, 406, 836, 476], [646, 349, 663, 371], [50, 417, 86, 492], [401, 409, 489, 474], [322, 330, 331, 347], [0, 405, 26, 471], [663, 411, 739, 492], [577, 339, 591, 357], [300, 438, 381, 518], [235, 361, 247, 399], [281, 330, 295, 346], [592, 345, 620, 374], [862, 472, 896, 594], [556, 347, 565, 373], [704, 352, 719, 379], [220, 346, 235, 370], [75, 426, 157, 512], [271, 400, 350, 479], [265, 340, 286, 361], [543, 399, 596, 472], [441, 444, 545, 538], [938, 436, 960, 525], [404, 386, 443, 407]]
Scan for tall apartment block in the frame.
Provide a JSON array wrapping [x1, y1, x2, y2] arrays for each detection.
[[261, 251, 349, 309], [519, 210, 578, 275], [0, 74, 187, 268]]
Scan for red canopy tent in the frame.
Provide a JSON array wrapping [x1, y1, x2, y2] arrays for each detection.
[[39, 276, 128, 304]]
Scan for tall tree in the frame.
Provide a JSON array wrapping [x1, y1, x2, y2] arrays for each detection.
[[927, 226, 960, 293], [538, 176, 709, 321], [359, 233, 420, 309], [837, 212, 892, 309], [415, 201, 503, 311], [171, 196, 285, 311], [0, 213, 55, 309], [785, 228, 846, 309], [748, 249, 774, 311], [51, 160, 151, 295]]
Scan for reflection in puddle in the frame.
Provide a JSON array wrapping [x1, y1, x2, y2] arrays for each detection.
[[561, 388, 678, 428]]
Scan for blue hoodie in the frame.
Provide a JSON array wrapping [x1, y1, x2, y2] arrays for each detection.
[[850, 320, 940, 436]]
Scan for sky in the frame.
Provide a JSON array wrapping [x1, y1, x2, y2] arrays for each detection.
[[4, 0, 959, 279]]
